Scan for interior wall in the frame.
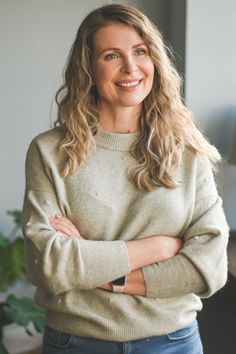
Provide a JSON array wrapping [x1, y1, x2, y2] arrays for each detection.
[[185, 0, 236, 229], [166, 0, 186, 78]]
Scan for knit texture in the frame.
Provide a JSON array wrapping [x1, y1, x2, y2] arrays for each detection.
[[22, 127, 229, 341]]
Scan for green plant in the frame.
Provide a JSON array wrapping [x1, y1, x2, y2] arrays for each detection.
[[0, 211, 25, 291], [0, 210, 45, 354]]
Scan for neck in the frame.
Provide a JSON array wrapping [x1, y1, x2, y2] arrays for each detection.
[[98, 103, 141, 133]]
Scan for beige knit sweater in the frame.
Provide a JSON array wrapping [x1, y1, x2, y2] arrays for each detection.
[[22, 127, 229, 341]]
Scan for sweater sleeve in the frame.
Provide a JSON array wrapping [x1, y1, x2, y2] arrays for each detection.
[[22, 138, 130, 295], [142, 156, 229, 299]]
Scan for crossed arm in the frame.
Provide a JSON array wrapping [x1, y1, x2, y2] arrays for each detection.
[[23, 141, 229, 299], [49, 215, 183, 296]]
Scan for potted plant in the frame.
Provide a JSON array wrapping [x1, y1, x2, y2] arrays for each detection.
[[0, 210, 45, 354]]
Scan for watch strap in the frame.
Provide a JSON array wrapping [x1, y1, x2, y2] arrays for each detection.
[[111, 276, 126, 293]]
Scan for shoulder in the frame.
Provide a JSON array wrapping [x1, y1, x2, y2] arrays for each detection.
[[29, 127, 64, 151], [182, 147, 213, 174], [181, 148, 218, 196], [26, 127, 65, 167], [27, 127, 64, 157]]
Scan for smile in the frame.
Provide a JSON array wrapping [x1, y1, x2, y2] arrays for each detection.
[[115, 80, 142, 87]]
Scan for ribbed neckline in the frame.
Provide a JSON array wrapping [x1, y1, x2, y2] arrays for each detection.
[[95, 129, 140, 151]]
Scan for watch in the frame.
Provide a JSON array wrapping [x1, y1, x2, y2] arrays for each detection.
[[111, 276, 126, 293]]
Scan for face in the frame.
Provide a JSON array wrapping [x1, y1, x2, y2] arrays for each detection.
[[91, 23, 155, 110]]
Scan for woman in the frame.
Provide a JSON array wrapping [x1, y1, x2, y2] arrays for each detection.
[[22, 4, 229, 354]]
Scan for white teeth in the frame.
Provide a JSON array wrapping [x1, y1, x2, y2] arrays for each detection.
[[116, 80, 140, 87]]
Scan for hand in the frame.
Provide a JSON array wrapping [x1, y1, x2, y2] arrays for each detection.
[[49, 215, 84, 239]]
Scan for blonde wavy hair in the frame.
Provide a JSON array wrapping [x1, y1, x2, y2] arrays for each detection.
[[55, 3, 221, 191]]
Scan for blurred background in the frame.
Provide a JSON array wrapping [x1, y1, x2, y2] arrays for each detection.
[[0, 1, 235, 353]]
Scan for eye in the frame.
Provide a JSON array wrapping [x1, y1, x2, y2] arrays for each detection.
[[135, 48, 147, 56], [104, 53, 119, 61]]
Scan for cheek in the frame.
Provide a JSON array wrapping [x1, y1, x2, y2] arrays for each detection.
[[138, 58, 154, 88], [145, 59, 155, 81], [94, 67, 116, 92]]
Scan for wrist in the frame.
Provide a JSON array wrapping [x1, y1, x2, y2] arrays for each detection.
[[125, 269, 146, 295], [110, 276, 127, 293], [99, 283, 112, 291]]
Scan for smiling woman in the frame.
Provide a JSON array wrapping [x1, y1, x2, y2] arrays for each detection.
[[91, 23, 155, 124], [22, 3, 229, 354]]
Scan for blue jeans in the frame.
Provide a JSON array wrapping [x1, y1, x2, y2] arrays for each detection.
[[42, 319, 203, 354]]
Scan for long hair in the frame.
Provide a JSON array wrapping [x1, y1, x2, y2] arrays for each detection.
[[55, 3, 221, 191]]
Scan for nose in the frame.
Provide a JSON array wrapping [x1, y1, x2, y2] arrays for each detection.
[[121, 55, 137, 74]]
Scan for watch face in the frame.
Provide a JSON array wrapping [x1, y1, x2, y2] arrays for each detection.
[[111, 276, 126, 286]]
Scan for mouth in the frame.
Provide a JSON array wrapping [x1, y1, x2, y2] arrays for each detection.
[[115, 79, 143, 88]]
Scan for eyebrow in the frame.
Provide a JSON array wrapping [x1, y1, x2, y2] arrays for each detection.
[[96, 42, 147, 56]]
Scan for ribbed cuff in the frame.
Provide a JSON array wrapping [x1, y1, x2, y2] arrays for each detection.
[[142, 254, 206, 298], [79, 240, 131, 289]]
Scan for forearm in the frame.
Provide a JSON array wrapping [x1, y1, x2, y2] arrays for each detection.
[[142, 219, 228, 299], [125, 236, 182, 271], [100, 269, 146, 296], [100, 253, 204, 298], [23, 193, 131, 294], [48, 217, 182, 295], [142, 253, 207, 299], [124, 269, 146, 295]]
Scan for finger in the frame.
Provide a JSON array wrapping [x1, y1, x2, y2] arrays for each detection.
[[50, 220, 83, 239], [51, 216, 76, 230], [50, 217, 74, 230], [54, 219, 79, 235], [55, 215, 75, 224], [50, 221, 73, 236], [53, 216, 81, 237], [49, 216, 83, 238], [50, 215, 72, 223]]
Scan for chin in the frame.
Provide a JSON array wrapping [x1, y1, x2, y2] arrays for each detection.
[[118, 98, 145, 107]]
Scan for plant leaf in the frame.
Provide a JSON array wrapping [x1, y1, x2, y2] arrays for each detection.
[[0, 312, 10, 353], [0, 341, 9, 354], [3, 295, 45, 333], [7, 210, 22, 228], [25, 328, 33, 336], [0, 233, 9, 247], [0, 238, 25, 291]]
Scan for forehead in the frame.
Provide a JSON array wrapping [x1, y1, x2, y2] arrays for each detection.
[[92, 23, 144, 52]]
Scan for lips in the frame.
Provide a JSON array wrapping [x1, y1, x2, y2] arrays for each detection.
[[115, 79, 142, 87]]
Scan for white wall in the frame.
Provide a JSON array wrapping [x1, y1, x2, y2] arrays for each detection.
[[185, 0, 236, 229]]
